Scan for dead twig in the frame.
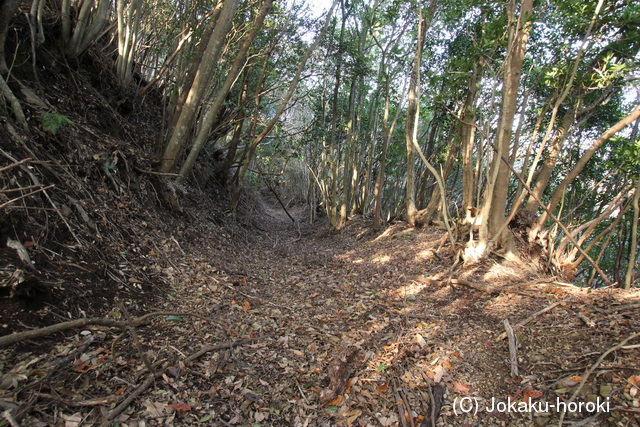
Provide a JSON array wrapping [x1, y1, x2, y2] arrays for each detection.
[[603, 302, 640, 314], [0, 149, 81, 244], [451, 278, 497, 294], [504, 319, 519, 377], [0, 184, 54, 209], [577, 311, 595, 328], [496, 302, 561, 341], [419, 377, 444, 427], [557, 332, 640, 427], [98, 373, 157, 427], [41, 332, 105, 384], [117, 300, 154, 374], [0, 157, 31, 173], [2, 410, 21, 427], [133, 167, 181, 177], [393, 379, 409, 427], [295, 380, 311, 405], [184, 338, 256, 364], [224, 283, 290, 310]]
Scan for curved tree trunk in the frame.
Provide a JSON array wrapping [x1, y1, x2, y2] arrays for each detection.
[[534, 103, 640, 232], [405, 8, 427, 226]]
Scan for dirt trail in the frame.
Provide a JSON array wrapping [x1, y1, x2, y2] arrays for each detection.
[[1, 194, 639, 427]]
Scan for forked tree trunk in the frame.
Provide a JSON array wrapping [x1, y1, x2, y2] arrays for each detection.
[[159, 0, 239, 173], [62, 0, 112, 58], [468, 0, 532, 262]]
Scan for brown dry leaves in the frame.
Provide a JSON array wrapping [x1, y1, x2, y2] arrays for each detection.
[[1, 208, 639, 426]]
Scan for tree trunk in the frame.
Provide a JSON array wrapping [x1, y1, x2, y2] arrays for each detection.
[[63, 0, 112, 58], [405, 8, 427, 226], [327, 3, 348, 226], [624, 181, 639, 289], [230, 0, 337, 213], [534, 103, 640, 231], [472, 0, 533, 261], [116, 0, 143, 85], [177, 0, 274, 183], [461, 67, 479, 224], [339, 74, 358, 226], [159, 0, 239, 173]]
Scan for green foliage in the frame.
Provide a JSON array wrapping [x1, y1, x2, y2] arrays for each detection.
[[40, 112, 74, 135]]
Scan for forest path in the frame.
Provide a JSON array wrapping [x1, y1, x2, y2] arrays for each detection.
[[4, 194, 638, 427], [143, 194, 638, 426]]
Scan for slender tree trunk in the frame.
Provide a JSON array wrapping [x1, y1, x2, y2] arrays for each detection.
[[624, 181, 639, 289], [339, 75, 358, 225], [159, 0, 239, 173], [327, 4, 348, 226], [177, 0, 274, 183], [230, 0, 337, 213], [405, 8, 427, 226], [373, 76, 401, 229], [116, 0, 143, 84], [525, 106, 576, 213], [461, 67, 479, 223], [167, 5, 222, 130], [535, 103, 640, 230]]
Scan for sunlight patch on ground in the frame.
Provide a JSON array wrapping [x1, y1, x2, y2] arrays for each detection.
[[372, 254, 391, 264], [482, 260, 535, 283], [390, 281, 430, 299]]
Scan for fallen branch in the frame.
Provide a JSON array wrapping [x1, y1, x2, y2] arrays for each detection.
[[451, 278, 497, 294], [577, 311, 595, 328], [319, 343, 366, 404], [393, 379, 410, 427], [224, 283, 289, 310], [118, 300, 154, 374], [496, 302, 560, 341], [420, 380, 444, 427], [603, 302, 640, 314], [184, 338, 255, 364], [98, 373, 157, 427], [0, 311, 210, 348]]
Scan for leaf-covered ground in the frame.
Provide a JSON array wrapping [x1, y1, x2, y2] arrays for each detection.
[[2, 191, 638, 427], [1, 48, 639, 427]]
